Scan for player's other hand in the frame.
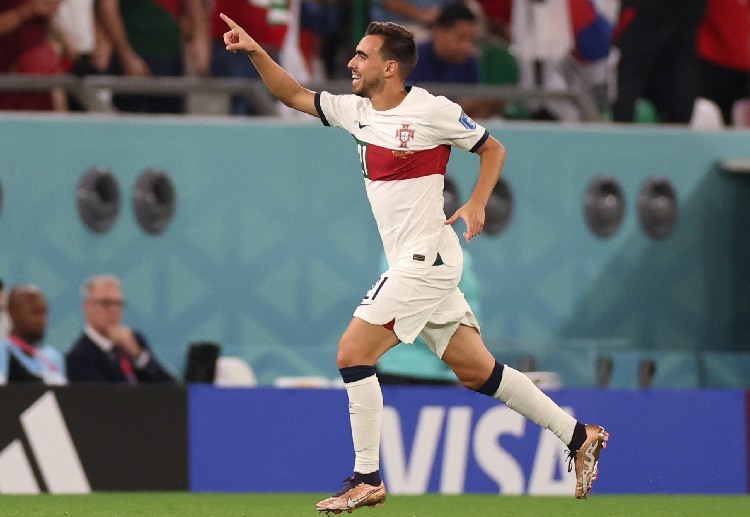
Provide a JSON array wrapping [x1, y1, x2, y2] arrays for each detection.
[[220, 13, 259, 55], [445, 200, 485, 243]]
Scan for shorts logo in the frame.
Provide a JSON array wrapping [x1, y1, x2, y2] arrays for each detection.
[[396, 124, 415, 148], [459, 111, 477, 130]]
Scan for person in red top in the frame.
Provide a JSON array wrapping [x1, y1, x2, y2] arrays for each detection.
[[209, 0, 318, 115], [0, 0, 64, 111], [696, 0, 750, 125]]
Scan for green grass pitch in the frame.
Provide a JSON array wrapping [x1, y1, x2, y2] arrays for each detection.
[[0, 493, 748, 517]]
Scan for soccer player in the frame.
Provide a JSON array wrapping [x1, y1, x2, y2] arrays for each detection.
[[220, 13, 608, 512]]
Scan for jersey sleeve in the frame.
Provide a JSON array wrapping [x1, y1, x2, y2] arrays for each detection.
[[315, 91, 360, 133], [427, 96, 490, 153]]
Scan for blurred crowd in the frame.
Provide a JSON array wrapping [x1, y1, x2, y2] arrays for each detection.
[[0, 0, 748, 125]]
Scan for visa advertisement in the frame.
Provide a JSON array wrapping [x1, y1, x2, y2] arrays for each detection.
[[189, 386, 748, 494]]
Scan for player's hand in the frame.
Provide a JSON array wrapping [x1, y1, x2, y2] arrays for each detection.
[[445, 199, 485, 243], [220, 13, 259, 55]]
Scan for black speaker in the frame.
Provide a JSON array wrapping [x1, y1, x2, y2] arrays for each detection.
[[184, 342, 221, 383], [133, 168, 176, 235], [76, 168, 121, 233], [638, 176, 678, 240], [584, 175, 625, 238]]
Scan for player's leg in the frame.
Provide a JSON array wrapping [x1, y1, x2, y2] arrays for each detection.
[[441, 325, 608, 499], [316, 317, 397, 514]]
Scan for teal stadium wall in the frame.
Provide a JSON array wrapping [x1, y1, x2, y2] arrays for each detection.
[[0, 114, 748, 386]]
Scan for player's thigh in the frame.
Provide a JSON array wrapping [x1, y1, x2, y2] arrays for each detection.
[[441, 324, 496, 389], [337, 317, 399, 368]]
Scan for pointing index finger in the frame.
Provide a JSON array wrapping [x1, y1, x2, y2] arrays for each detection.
[[220, 13, 238, 29]]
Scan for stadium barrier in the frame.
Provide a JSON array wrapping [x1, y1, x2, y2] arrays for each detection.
[[0, 385, 746, 495], [0, 74, 603, 121]]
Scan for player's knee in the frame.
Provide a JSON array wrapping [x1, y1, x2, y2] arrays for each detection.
[[457, 370, 488, 391], [336, 336, 358, 368]]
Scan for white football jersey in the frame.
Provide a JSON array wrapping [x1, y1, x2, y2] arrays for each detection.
[[315, 86, 489, 267]]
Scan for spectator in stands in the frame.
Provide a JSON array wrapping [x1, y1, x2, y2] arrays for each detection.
[[66, 274, 175, 384], [0, 284, 67, 385], [611, 0, 708, 124], [410, 2, 479, 84], [0, 0, 66, 111], [407, 2, 502, 119], [506, 0, 614, 121], [369, 0, 455, 41], [209, 0, 320, 115], [51, 0, 113, 110], [52, 0, 108, 76], [97, 0, 209, 113], [696, 0, 750, 126]]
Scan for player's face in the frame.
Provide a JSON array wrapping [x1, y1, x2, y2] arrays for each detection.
[[348, 35, 387, 98]]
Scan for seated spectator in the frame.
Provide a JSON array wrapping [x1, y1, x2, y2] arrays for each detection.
[[407, 2, 502, 119], [66, 274, 175, 384], [0, 284, 66, 385], [409, 2, 480, 84], [96, 0, 209, 113], [0, 0, 66, 111]]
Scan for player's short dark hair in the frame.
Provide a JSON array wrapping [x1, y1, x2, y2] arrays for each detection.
[[365, 21, 418, 79], [435, 2, 476, 29]]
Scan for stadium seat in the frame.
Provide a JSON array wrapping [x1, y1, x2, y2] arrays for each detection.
[[732, 98, 750, 127], [607, 351, 700, 389], [479, 41, 519, 86], [214, 356, 258, 387]]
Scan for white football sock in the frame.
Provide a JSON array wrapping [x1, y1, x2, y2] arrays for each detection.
[[493, 366, 576, 445], [345, 374, 383, 474]]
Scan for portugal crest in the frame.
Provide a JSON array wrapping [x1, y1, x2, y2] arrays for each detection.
[[396, 124, 415, 148]]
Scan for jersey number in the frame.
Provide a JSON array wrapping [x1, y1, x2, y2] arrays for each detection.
[[363, 276, 388, 301], [357, 141, 369, 178]]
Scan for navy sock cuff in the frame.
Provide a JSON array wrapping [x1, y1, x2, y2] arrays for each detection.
[[476, 360, 504, 396], [340, 365, 376, 384], [568, 422, 587, 452]]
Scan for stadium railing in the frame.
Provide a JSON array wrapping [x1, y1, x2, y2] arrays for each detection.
[[0, 73, 603, 121]]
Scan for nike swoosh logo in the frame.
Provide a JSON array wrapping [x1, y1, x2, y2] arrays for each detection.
[[358, 122, 370, 129]]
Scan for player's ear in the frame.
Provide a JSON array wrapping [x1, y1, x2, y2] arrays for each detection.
[[384, 60, 399, 78]]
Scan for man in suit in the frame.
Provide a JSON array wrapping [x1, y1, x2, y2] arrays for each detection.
[[66, 274, 175, 383]]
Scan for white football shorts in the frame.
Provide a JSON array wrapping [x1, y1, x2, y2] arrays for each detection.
[[353, 258, 479, 359]]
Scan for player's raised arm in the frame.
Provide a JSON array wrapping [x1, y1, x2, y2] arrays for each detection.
[[220, 13, 318, 117]]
